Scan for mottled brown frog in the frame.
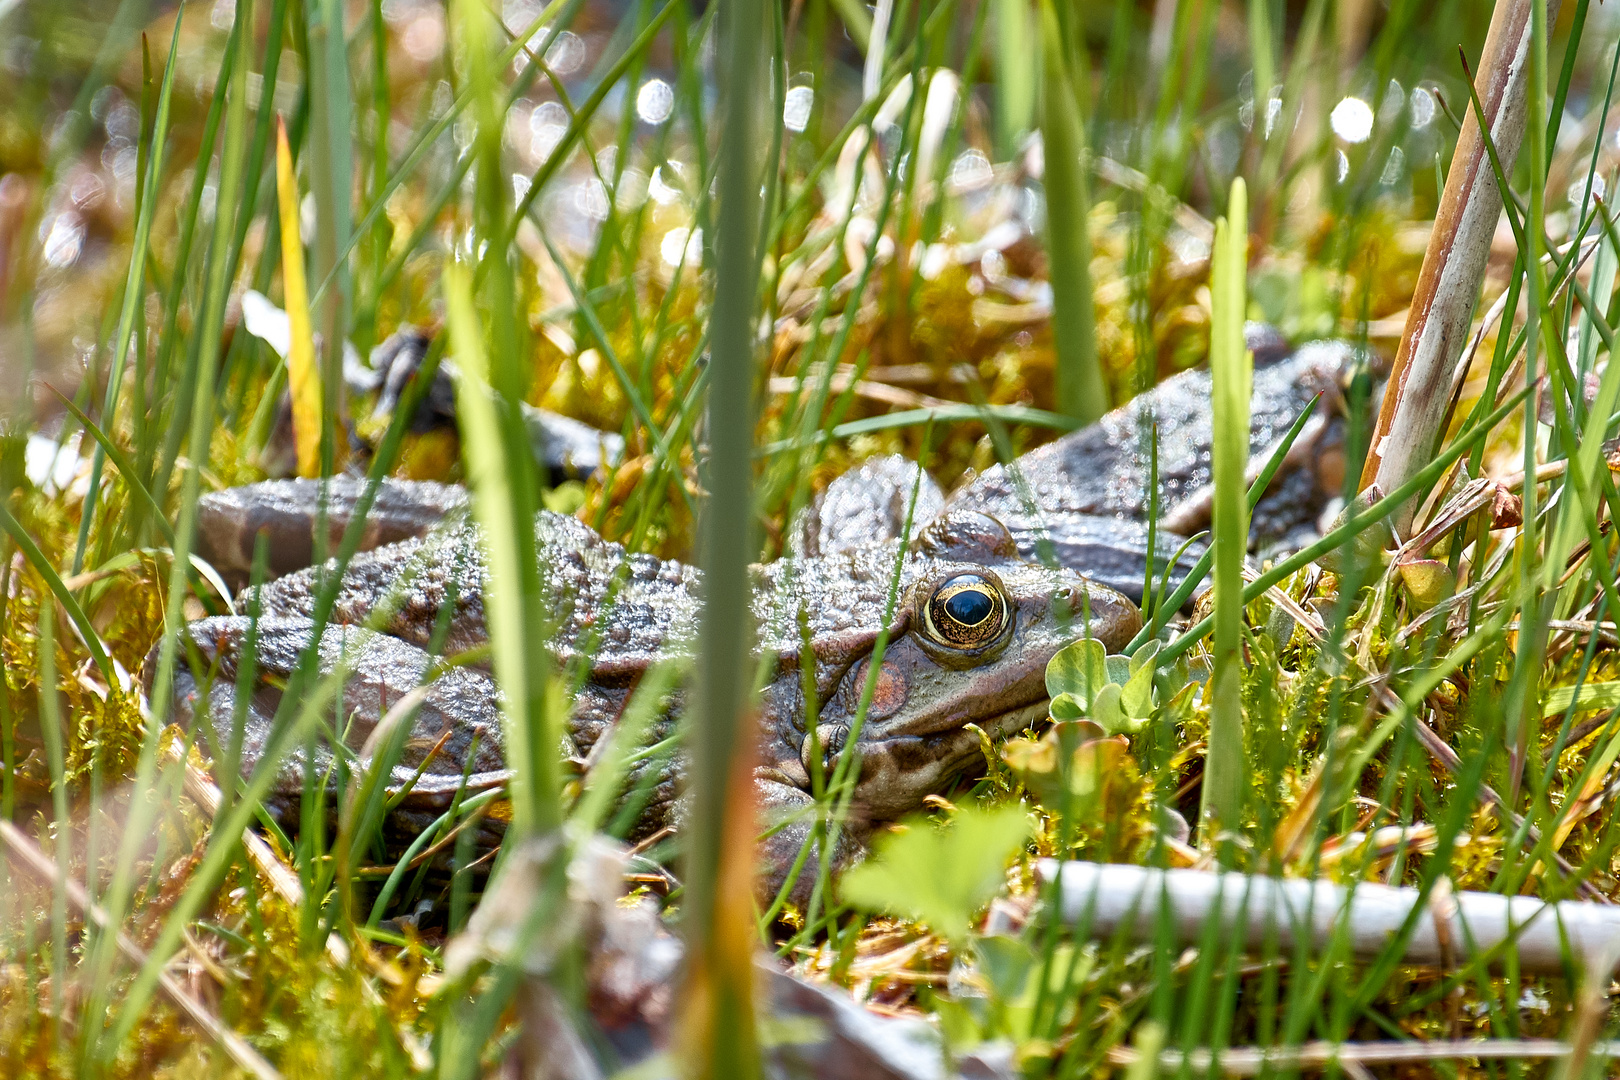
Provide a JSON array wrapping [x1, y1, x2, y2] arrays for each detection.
[[161, 482, 1138, 898]]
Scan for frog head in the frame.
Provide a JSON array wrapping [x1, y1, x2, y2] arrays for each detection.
[[754, 511, 1141, 820]]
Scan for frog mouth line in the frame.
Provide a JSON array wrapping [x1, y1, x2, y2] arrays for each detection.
[[841, 699, 1055, 818], [868, 698, 1054, 752]]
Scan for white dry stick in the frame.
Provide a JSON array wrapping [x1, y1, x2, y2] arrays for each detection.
[[1040, 859, 1620, 976], [1107, 1038, 1620, 1076], [1360, 0, 1561, 534], [0, 820, 283, 1080]]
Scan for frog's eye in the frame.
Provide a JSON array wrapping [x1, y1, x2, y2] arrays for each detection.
[[923, 573, 1010, 650]]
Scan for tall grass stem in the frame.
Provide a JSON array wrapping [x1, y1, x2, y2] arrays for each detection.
[[681, 0, 770, 1073], [1039, 0, 1105, 425], [1200, 178, 1250, 851]]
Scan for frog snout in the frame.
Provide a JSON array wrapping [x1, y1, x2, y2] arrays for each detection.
[[801, 723, 850, 776]]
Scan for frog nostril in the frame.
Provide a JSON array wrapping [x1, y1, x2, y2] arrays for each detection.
[[801, 722, 849, 775]]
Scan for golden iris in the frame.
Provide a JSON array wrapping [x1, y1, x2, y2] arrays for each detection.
[[924, 573, 1009, 649]]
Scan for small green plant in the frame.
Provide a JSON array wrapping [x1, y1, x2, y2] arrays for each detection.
[[1044, 636, 1175, 738], [839, 804, 1031, 947]]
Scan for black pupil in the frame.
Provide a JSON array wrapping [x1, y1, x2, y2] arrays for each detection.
[[945, 587, 994, 626]]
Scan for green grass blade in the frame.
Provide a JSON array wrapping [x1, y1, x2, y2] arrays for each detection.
[[443, 265, 559, 834], [1199, 177, 1250, 851], [46, 385, 231, 614], [995, 0, 1035, 154], [88, 0, 257, 1059], [69, 5, 184, 575], [683, 0, 770, 1072], [306, 0, 355, 475], [1039, 0, 1105, 425], [35, 604, 71, 1047]]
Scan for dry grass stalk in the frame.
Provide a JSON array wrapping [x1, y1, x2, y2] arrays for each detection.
[[1359, 0, 1561, 531]]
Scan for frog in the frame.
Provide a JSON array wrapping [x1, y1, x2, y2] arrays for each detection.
[[155, 324, 1372, 899], [159, 486, 1139, 900]]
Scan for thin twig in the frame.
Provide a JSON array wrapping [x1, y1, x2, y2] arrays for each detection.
[[0, 819, 282, 1080], [168, 743, 434, 1070]]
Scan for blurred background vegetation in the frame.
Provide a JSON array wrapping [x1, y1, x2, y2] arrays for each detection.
[[1, 0, 1619, 1074]]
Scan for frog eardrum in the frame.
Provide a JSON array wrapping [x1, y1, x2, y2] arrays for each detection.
[[922, 572, 1011, 651]]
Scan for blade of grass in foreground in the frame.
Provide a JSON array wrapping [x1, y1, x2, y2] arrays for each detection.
[[429, 0, 566, 1065], [35, 604, 69, 1046], [464, 0, 555, 839], [1039, 0, 1105, 426], [306, 0, 355, 474], [88, 0, 254, 1061], [442, 266, 557, 832], [47, 385, 227, 614], [995, 0, 1034, 155], [681, 0, 769, 1074], [1200, 178, 1250, 852], [69, 13, 181, 575]]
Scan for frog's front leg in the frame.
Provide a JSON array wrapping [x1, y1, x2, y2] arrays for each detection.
[[754, 778, 870, 910], [196, 477, 470, 584]]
